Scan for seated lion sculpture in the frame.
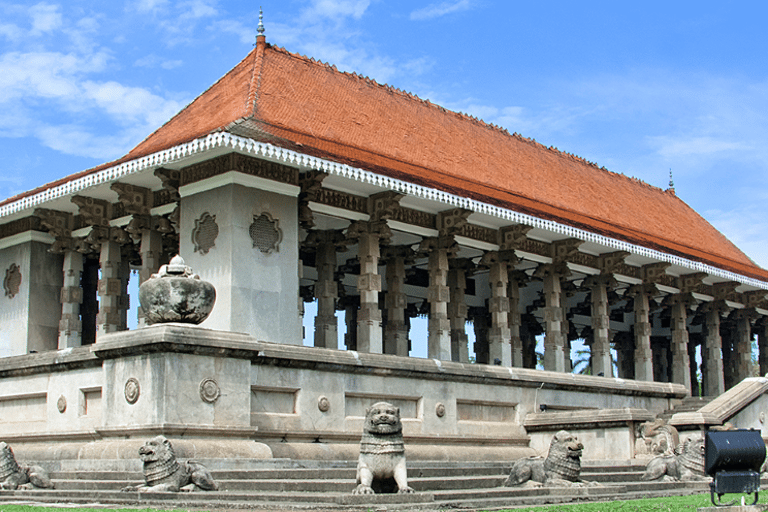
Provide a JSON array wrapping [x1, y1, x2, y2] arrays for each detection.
[[505, 430, 597, 487], [0, 442, 53, 490], [121, 436, 219, 492], [641, 435, 708, 482], [352, 401, 414, 494]]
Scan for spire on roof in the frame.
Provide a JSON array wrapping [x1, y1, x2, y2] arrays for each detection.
[[255, 7, 265, 47], [668, 168, 675, 195]]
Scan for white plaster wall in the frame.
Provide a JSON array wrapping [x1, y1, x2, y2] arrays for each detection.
[[103, 352, 251, 428], [0, 241, 61, 357], [180, 182, 300, 344]]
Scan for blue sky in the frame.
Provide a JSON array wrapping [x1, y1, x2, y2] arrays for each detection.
[[1, 0, 767, 270]]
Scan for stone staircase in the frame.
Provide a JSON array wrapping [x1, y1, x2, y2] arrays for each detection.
[[657, 395, 714, 422], [0, 459, 718, 510]]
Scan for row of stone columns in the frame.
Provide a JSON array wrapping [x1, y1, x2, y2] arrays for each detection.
[[302, 220, 768, 395]]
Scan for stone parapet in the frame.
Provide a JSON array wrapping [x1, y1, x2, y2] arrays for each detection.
[[670, 377, 768, 429], [523, 408, 655, 431]]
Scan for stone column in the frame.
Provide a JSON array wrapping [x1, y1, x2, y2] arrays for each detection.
[[382, 246, 413, 357], [732, 309, 757, 383], [584, 275, 616, 378], [613, 331, 635, 379], [534, 263, 569, 372], [58, 249, 84, 348], [508, 270, 527, 368], [666, 294, 693, 392], [627, 283, 656, 381], [347, 221, 390, 354], [480, 251, 515, 366], [339, 296, 359, 351], [304, 230, 345, 349], [425, 238, 452, 361], [137, 228, 163, 326], [448, 258, 472, 363], [469, 306, 490, 364], [758, 316, 768, 377], [699, 301, 726, 396]]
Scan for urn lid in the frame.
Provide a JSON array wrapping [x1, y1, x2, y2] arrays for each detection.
[[154, 255, 198, 279]]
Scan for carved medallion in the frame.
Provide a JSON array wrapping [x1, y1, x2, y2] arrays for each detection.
[[124, 378, 140, 404], [57, 395, 67, 413], [3, 263, 21, 299], [435, 403, 446, 418], [192, 212, 218, 255], [199, 378, 220, 403], [249, 212, 282, 254], [318, 396, 330, 412]]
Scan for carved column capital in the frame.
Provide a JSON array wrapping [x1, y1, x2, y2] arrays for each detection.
[[368, 191, 404, 222], [582, 273, 618, 290], [111, 182, 152, 215], [551, 238, 583, 263], [533, 261, 570, 280], [499, 224, 533, 250], [640, 262, 671, 284], [71, 195, 110, 227], [676, 272, 707, 294], [712, 281, 740, 301], [437, 208, 471, 237]]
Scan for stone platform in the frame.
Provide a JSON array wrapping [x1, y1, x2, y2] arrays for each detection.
[[0, 324, 689, 464]]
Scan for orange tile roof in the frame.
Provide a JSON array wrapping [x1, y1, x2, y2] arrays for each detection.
[[6, 41, 768, 283]]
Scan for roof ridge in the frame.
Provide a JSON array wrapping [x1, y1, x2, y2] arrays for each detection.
[[125, 48, 259, 159], [245, 39, 267, 117], [265, 45, 670, 195]]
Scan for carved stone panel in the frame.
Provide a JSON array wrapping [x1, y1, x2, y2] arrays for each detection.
[[192, 213, 218, 255], [249, 213, 282, 254], [3, 263, 21, 298]]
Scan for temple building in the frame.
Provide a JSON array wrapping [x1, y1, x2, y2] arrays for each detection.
[[0, 21, 767, 463]]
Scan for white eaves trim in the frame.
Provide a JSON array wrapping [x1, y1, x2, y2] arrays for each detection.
[[0, 132, 766, 291]]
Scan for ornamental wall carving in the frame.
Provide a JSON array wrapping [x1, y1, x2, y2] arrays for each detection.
[[192, 213, 219, 255], [315, 188, 368, 214], [250, 213, 282, 254], [3, 263, 21, 299], [180, 153, 299, 187]]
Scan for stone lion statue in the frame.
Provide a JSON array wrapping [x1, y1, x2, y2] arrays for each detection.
[[505, 430, 597, 487], [641, 435, 708, 481], [121, 436, 219, 492], [635, 418, 679, 458], [352, 401, 414, 494], [0, 442, 53, 490]]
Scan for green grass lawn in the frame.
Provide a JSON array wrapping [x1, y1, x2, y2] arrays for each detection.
[[0, 494, 758, 512], [501, 492, 756, 512]]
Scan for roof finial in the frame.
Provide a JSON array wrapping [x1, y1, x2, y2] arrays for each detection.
[[255, 6, 266, 47], [668, 168, 675, 195]]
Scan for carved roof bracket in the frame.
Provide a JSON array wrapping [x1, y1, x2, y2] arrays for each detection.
[[640, 262, 671, 284], [712, 281, 740, 302], [499, 224, 533, 250], [437, 208, 472, 237], [111, 182, 152, 216], [154, 168, 181, 201], [381, 244, 416, 264], [478, 249, 518, 269], [34, 208, 75, 253], [532, 261, 571, 280], [661, 291, 698, 310], [676, 272, 708, 294], [71, 195, 111, 227], [302, 229, 349, 252], [596, 251, 630, 275], [582, 273, 618, 290], [418, 235, 459, 259], [345, 220, 392, 245], [743, 290, 768, 310], [369, 191, 404, 223], [551, 238, 584, 263]]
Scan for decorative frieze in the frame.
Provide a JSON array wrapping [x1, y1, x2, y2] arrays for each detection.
[[0, 216, 43, 241], [180, 153, 299, 187], [315, 188, 368, 214]]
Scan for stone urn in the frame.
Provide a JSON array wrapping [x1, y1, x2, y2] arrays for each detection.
[[139, 255, 216, 324]]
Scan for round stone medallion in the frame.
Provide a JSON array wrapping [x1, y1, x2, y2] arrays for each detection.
[[199, 378, 220, 403], [435, 403, 446, 418], [57, 395, 67, 413], [124, 378, 140, 404], [318, 396, 330, 412]]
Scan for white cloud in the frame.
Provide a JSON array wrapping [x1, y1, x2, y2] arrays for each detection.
[[648, 136, 749, 159], [29, 2, 62, 34], [134, 54, 183, 69], [410, 0, 472, 21], [306, 0, 370, 21], [0, 23, 23, 42]]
